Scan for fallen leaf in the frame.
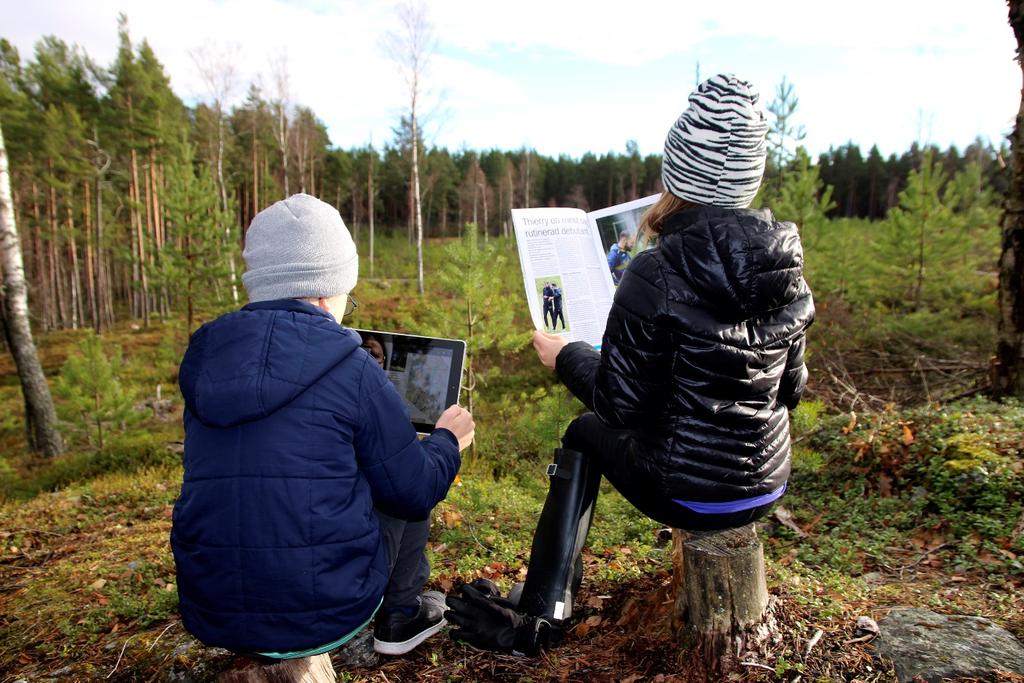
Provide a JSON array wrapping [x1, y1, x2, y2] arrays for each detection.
[[441, 510, 462, 528], [878, 473, 893, 498], [842, 411, 857, 434], [901, 423, 915, 446], [586, 595, 605, 609], [90, 578, 107, 590], [585, 615, 602, 627]]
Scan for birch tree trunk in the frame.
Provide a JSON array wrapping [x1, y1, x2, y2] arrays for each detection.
[[996, 0, 1024, 399], [368, 147, 375, 278], [412, 112, 424, 295], [0, 119, 63, 457], [386, 0, 432, 295]]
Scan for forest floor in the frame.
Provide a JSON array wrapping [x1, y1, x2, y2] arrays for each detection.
[[1, 453, 1022, 682], [1, 261, 1023, 681]]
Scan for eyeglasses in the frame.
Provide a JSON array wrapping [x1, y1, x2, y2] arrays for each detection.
[[343, 295, 358, 318]]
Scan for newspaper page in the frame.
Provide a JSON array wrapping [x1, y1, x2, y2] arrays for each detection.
[[511, 207, 615, 348], [511, 194, 661, 348], [586, 194, 660, 287]]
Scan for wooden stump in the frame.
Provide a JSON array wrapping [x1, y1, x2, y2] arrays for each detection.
[[217, 654, 337, 683], [671, 524, 770, 673]]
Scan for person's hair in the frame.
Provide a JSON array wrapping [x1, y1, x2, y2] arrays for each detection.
[[638, 193, 702, 239]]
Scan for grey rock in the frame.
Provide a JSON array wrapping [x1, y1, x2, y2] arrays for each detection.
[[855, 615, 879, 637], [336, 627, 379, 669], [861, 572, 884, 585], [171, 639, 196, 658], [877, 607, 1024, 683], [43, 666, 74, 678]]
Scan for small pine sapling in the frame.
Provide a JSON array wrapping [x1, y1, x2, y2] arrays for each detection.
[[54, 331, 139, 450]]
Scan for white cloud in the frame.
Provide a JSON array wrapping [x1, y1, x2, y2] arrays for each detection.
[[4, 1, 1020, 158]]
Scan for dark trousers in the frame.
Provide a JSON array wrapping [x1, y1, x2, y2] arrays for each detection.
[[543, 303, 554, 329], [375, 510, 431, 612], [551, 306, 566, 330], [562, 413, 774, 531]]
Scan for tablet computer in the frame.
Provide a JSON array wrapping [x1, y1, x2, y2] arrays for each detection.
[[352, 329, 466, 434]]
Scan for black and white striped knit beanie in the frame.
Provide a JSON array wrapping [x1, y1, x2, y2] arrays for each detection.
[[662, 74, 769, 208]]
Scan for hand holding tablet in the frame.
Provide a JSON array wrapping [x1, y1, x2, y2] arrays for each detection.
[[353, 328, 467, 435], [435, 405, 475, 451]]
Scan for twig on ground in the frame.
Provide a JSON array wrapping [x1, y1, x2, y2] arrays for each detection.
[[772, 506, 809, 538], [4, 527, 65, 537], [844, 633, 877, 645], [1013, 509, 1024, 543], [940, 384, 990, 404], [107, 635, 136, 678], [147, 621, 177, 651], [804, 629, 823, 658], [883, 542, 952, 576], [740, 661, 775, 672]]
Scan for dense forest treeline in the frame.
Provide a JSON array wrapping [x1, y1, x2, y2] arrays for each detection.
[[0, 19, 1010, 333]]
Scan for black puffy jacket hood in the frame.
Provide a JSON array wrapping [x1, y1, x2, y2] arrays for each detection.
[[659, 206, 804, 322], [556, 203, 814, 504]]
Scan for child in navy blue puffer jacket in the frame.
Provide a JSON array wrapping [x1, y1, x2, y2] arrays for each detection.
[[172, 194, 474, 659]]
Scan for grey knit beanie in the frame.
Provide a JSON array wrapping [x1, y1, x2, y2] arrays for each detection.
[[242, 194, 358, 302], [662, 74, 769, 208]]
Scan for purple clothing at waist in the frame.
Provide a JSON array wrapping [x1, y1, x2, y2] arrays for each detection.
[[673, 482, 787, 515]]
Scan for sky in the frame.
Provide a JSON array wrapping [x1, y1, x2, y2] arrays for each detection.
[[5, 1, 1020, 159]]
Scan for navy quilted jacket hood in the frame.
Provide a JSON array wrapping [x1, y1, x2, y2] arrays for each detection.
[[179, 301, 360, 428], [172, 299, 461, 653]]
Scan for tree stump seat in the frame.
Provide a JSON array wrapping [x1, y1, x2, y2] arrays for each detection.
[[671, 523, 771, 673], [216, 653, 337, 683]]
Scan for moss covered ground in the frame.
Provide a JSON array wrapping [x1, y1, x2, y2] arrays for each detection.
[[1, 235, 1021, 682]]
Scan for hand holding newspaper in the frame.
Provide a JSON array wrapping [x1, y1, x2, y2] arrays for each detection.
[[511, 194, 659, 348]]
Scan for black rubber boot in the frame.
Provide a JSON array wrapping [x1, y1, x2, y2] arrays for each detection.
[[518, 448, 601, 625]]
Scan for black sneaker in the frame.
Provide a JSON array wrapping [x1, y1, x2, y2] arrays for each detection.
[[373, 591, 447, 655]]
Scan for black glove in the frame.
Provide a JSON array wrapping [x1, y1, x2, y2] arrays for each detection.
[[444, 583, 552, 656]]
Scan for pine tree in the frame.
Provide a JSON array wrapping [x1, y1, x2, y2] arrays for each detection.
[[54, 331, 137, 450], [765, 76, 807, 200], [424, 222, 522, 442], [874, 151, 956, 311], [161, 144, 233, 330], [774, 147, 836, 249]]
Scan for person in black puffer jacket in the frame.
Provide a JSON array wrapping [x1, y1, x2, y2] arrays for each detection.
[[445, 74, 814, 655]]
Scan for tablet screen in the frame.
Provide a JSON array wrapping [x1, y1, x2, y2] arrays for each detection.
[[352, 329, 466, 434]]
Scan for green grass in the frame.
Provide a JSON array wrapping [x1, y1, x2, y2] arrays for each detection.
[[0, 216, 1021, 679]]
